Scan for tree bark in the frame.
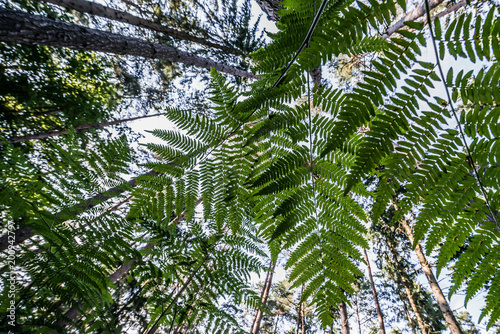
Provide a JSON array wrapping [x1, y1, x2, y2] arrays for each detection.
[[301, 284, 306, 334], [382, 0, 472, 39], [386, 236, 428, 334], [363, 249, 386, 334], [0, 170, 158, 252], [273, 313, 280, 334], [339, 300, 350, 334], [254, 0, 280, 21], [400, 273, 428, 334], [251, 260, 276, 334], [7, 112, 167, 144], [39, 0, 242, 55], [355, 294, 361, 334], [0, 9, 258, 79], [383, 0, 446, 37], [402, 297, 417, 334], [398, 215, 464, 334]]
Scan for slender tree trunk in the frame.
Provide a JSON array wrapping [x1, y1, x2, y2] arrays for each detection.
[[301, 288, 305, 334], [38, 0, 242, 55], [7, 112, 167, 144], [0, 9, 258, 79], [386, 237, 428, 334], [400, 274, 428, 334], [0, 170, 158, 252], [383, 0, 446, 37], [296, 301, 301, 334], [143, 256, 207, 334], [402, 297, 417, 334], [363, 249, 386, 334], [355, 294, 361, 334], [397, 213, 464, 334], [339, 300, 350, 334], [251, 260, 276, 334], [273, 313, 280, 334]]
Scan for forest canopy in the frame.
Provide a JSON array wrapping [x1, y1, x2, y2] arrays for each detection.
[[0, 0, 499, 333]]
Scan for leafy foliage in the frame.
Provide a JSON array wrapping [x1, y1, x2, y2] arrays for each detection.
[[1, 0, 500, 332]]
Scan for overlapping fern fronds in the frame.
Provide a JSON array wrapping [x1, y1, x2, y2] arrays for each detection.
[[0, 132, 139, 331]]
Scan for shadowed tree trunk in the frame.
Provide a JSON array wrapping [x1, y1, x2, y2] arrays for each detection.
[[301, 284, 306, 334], [39, 0, 242, 55], [339, 300, 350, 334], [395, 206, 464, 334], [355, 293, 361, 334], [386, 237, 428, 334], [400, 273, 428, 334], [251, 260, 276, 334], [0, 9, 258, 79], [273, 313, 280, 334], [363, 249, 386, 334]]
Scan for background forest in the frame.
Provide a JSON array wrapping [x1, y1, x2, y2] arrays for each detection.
[[0, 0, 499, 333]]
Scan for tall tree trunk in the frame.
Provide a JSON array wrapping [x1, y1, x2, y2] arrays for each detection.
[[0, 170, 158, 252], [402, 296, 417, 334], [143, 255, 208, 334], [0, 9, 258, 79], [301, 285, 306, 334], [7, 112, 167, 144], [400, 273, 428, 334], [38, 0, 242, 55], [386, 238, 428, 334], [363, 249, 386, 334], [383, 0, 446, 37], [339, 300, 350, 334], [397, 213, 464, 334], [296, 302, 301, 334], [355, 294, 361, 334], [273, 313, 280, 334], [251, 260, 276, 334]]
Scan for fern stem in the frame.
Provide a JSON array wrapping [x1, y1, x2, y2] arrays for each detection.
[[192, 0, 330, 170], [144, 253, 210, 334], [423, 0, 499, 229]]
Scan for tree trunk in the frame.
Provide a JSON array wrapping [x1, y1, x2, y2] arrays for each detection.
[[0, 9, 258, 79], [301, 285, 306, 334], [382, 0, 446, 37], [398, 215, 464, 334], [400, 273, 428, 334], [273, 313, 280, 334], [39, 0, 242, 55], [296, 301, 301, 334], [7, 112, 167, 144], [0, 170, 158, 252], [355, 294, 361, 334], [251, 260, 276, 334], [254, 0, 280, 21], [363, 249, 386, 334], [402, 297, 417, 334], [339, 300, 350, 334], [386, 237, 428, 334]]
